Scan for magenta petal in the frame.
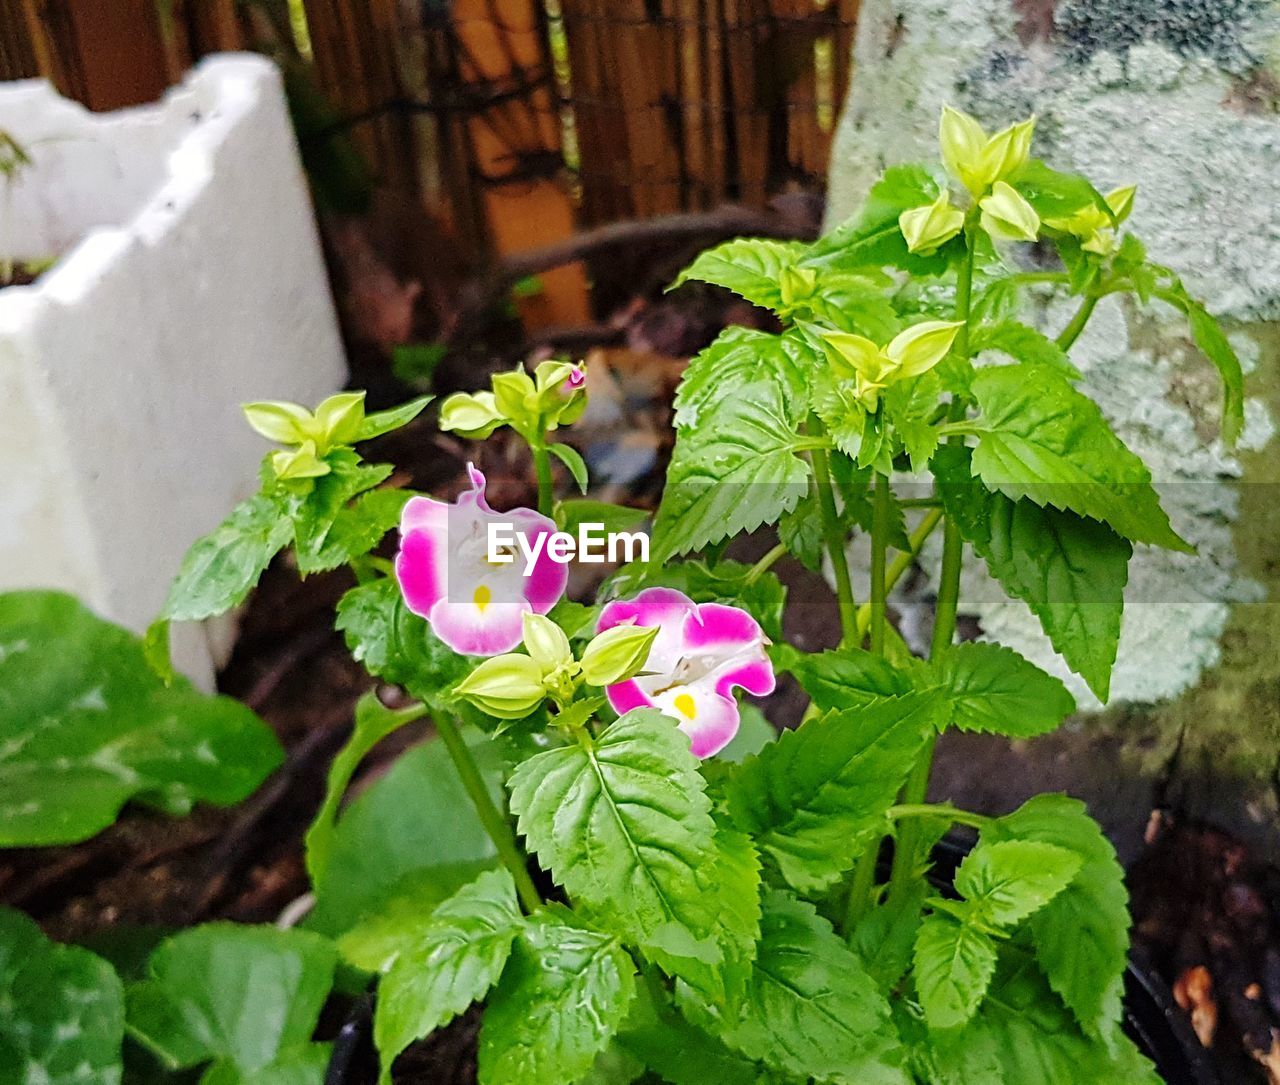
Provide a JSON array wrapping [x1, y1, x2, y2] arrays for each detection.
[[683, 602, 763, 652], [429, 598, 525, 656], [713, 657, 776, 700], [682, 693, 740, 758], [605, 679, 654, 716], [506, 507, 568, 613], [597, 587, 692, 632], [396, 497, 449, 617]]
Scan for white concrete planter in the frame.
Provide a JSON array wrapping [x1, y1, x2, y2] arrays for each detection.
[[0, 54, 345, 686]]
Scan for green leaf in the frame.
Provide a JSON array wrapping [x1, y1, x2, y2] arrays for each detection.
[[725, 692, 940, 892], [851, 880, 930, 991], [602, 558, 787, 643], [198, 1045, 331, 1085], [301, 487, 410, 574], [162, 490, 292, 620], [547, 442, 589, 493], [291, 451, 394, 574], [653, 328, 813, 562], [357, 395, 433, 441], [305, 692, 427, 888], [987, 795, 1130, 1044], [771, 643, 912, 713], [0, 907, 124, 1085], [969, 321, 1081, 378], [374, 869, 522, 1081], [126, 924, 336, 1074], [934, 445, 1131, 701], [955, 840, 1081, 927], [778, 488, 826, 570], [923, 642, 1076, 737], [554, 499, 648, 537], [928, 953, 1161, 1085], [913, 914, 999, 1030], [335, 576, 471, 695], [478, 910, 636, 1085], [1011, 159, 1107, 223], [309, 735, 501, 937], [508, 710, 744, 992], [715, 703, 776, 763], [970, 365, 1190, 552], [0, 591, 282, 847], [670, 238, 807, 310], [720, 892, 908, 1085]]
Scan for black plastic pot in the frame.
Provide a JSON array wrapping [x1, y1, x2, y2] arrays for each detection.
[[326, 838, 1218, 1085]]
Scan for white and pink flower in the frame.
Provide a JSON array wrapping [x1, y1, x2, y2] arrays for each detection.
[[395, 464, 566, 656], [596, 587, 775, 758]]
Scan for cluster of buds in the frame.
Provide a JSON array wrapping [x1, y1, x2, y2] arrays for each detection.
[[455, 612, 657, 720], [804, 319, 962, 412], [1045, 184, 1136, 256], [242, 392, 367, 480], [439, 359, 587, 442]]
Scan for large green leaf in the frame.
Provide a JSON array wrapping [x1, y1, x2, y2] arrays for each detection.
[[987, 796, 1131, 1044], [719, 893, 909, 1085], [308, 735, 500, 937], [725, 692, 940, 892], [954, 840, 1081, 928], [934, 446, 1131, 701], [374, 869, 522, 1082], [652, 328, 813, 562], [1010, 159, 1108, 222], [771, 643, 911, 713], [671, 238, 808, 310], [0, 591, 281, 846], [922, 642, 1076, 737], [289, 450, 394, 574], [198, 1045, 331, 1085], [913, 914, 999, 1031], [969, 365, 1190, 552], [508, 710, 751, 993], [162, 490, 293, 621], [969, 321, 1080, 378], [126, 924, 335, 1076], [0, 907, 124, 1085], [478, 910, 636, 1085]]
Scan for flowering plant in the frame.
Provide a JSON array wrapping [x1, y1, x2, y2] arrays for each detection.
[[1, 106, 1244, 1084]]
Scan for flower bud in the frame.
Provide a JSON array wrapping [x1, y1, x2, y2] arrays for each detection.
[[885, 320, 963, 378], [778, 265, 818, 309], [898, 193, 965, 255], [313, 391, 367, 448], [522, 612, 573, 669], [1105, 184, 1137, 224], [243, 400, 313, 445], [439, 391, 505, 439], [270, 440, 331, 481], [939, 105, 989, 195], [491, 369, 540, 434], [455, 653, 546, 719], [978, 117, 1035, 188], [979, 182, 1040, 243], [579, 623, 659, 686], [533, 360, 588, 427]]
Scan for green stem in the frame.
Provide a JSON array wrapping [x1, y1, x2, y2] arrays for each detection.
[[854, 507, 943, 639], [869, 473, 891, 656], [1055, 294, 1099, 350], [931, 517, 964, 659], [808, 431, 858, 647], [888, 803, 993, 833], [532, 438, 555, 518], [745, 542, 787, 586], [434, 714, 542, 913], [953, 222, 977, 359], [843, 841, 881, 936]]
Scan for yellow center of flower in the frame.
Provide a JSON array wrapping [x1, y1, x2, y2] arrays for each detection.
[[672, 692, 697, 720], [473, 584, 492, 613]]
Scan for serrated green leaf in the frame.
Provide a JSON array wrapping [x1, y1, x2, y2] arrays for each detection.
[[374, 869, 521, 1081], [671, 238, 807, 310], [955, 840, 1081, 927], [302, 486, 411, 574], [851, 880, 930, 991], [923, 642, 1076, 737], [987, 795, 1130, 1044], [725, 692, 939, 892], [719, 892, 908, 1085], [970, 365, 1190, 552], [478, 910, 636, 1085], [199, 1044, 331, 1085], [770, 643, 911, 713], [162, 490, 293, 620], [291, 451, 394, 573], [357, 395, 433, 441], [970, 322, 1081, 378], [913, 915, 999, 1031], [653, 328, 813, 562], [554, 499, 648, 537], [0, 907, 124, 1085], [778, 487, 826, 571], [126, 924, 335, 1074], [548, 442, 589, 493], [1011, 160, 1108, 223], [507, 710, 739, 992], [0, 591, 281, 847], [934, 445, 1131, 701]]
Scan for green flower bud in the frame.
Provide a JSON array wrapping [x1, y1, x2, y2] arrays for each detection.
[[522, 612, 573, 669], [455, 653, 546, 719], [533, 360, 588, 429], [491, 369, 540, 434], [439, 391, 505, 439], [778, 265, 818, 309], [898, 192, 965, 255], [939, 105, 1036, 196], [579, 623, 659, 686], [270, 440, 331, 481], [312, 392, 367, 448], [979, 182, 1040, 243], [243, 400, 313, 445]]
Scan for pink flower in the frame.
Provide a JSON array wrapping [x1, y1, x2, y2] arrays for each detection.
[[395, 464, 567, 656], [596, 587, 775, 757]]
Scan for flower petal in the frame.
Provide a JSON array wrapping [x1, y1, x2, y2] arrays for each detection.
[[429, 597, 526, 656], [682, 602, 765, 654], [395, 496, 450, 617], [651, 683, 741, 758], [505, 507, 568, 613], [597, 587, 693, 674], [603, 678, 657, 717]]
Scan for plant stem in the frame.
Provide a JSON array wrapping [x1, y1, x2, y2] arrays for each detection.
[[531, 440, 555, 518], [888, 803, 993, 832], [744, 542, 787, 586], [869, 473, 891, 656], [854, 507, 943, 639], [433, 713, 542, 913], [843, 840, 881, 936], [1055, 294, 1099, 350], [954, 223, 977, 359], [808, 432, 858, 647]]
